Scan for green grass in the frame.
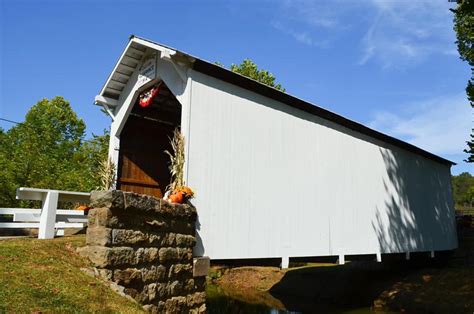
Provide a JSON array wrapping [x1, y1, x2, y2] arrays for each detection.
[[0, 235, 144, 313]]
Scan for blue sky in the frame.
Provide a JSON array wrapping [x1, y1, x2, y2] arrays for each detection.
[[1, 0, 472, 174]]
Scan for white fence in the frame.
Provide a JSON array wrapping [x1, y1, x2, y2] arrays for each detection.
[[0, 187, 90, 239]]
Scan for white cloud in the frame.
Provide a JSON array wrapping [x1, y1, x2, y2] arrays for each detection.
[[271, 0, 457, 68], [278, 0, 341, 29], [368, 93, 472, 156], [271, 21, 328, 47], [269, 0, 357, 50], [358, 0, 455, 68]]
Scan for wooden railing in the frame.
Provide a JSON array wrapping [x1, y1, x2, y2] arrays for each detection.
[[0, 187, 90, 239]]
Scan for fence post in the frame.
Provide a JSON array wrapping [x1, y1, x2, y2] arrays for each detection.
[[38, 191, 59, 239]]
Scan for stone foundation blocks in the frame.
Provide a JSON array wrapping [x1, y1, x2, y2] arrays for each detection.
[[79, 190, 207, 312]]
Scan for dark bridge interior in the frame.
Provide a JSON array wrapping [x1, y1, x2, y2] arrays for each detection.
[[117, 83, 181, 198]]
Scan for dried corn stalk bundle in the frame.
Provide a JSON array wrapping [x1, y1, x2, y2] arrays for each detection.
[[165, 128, 185, 193], [98, 158, 116, 190]]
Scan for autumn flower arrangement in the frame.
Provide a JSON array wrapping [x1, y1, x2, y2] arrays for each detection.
[[164, 128, 195, 204]]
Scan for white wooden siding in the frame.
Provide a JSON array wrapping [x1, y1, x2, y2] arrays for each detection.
[[186, 69, 457, 260]]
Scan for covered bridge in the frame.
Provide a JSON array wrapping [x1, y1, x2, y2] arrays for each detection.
[[95, 36, 457, 267]]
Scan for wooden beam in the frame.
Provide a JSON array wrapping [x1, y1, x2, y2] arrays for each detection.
[[129, 46, 145, 54], [16, 187, 90, 202], [125, 53, 142, 62], [38, 191, 59, 239], [110, 79, 126, 87], [119, 63, 136, 72], [106, 86, 124, 93], [95, 95, 118, 107]]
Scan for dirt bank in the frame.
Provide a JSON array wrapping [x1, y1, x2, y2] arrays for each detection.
[[373, 266, 473, 313], [209, 261, 474, 313]]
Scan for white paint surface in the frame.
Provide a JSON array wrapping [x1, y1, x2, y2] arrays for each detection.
[[104, 40, 458, 261], [186, 70, 457, 260]]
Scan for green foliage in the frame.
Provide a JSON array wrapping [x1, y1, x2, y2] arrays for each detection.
[[216, 59, 285, 92], [74, 130, 112, 190], [452, 0, 474, 162], [452, 172, 474, 207], [465, 134, 474, 163], [231, 59, 285, 92], [0, 97, 109, 207]]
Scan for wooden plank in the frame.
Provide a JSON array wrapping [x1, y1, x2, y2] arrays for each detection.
[[119, 177, 161, 187], [125, 53, 141, 61], [121, 55, 139, 66], [114, 71, 132, 79], [16, 188, 90, 202], [128, 46, 146, 55], [120, 184, 165, 198], [13, 213, 87, 223], [0, 208, 41, 214], [112, 72, 130, 82], [95, 95, 118, 108], [110, 79, 126, 87], [60, 217, 88, 223], [119, 61, 137, 71], [0, 208, 86, 215], [14, 212, 40, 222], [0, 222, 84, 229], [106, 86, 124, 93], [55, 222, 84, 228], [0, 223, 40, 228], [56, 210, 86, 216]]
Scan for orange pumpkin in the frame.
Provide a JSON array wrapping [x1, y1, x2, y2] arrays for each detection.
[[74, 205, 91, 211], [169, 190, 184, 204], [180, 186, 194, 198]]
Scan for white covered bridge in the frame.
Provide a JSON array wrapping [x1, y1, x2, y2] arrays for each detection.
[[95, 36, 457, 267]]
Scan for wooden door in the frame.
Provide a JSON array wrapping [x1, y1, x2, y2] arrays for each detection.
[[117, 115, 174, 198]]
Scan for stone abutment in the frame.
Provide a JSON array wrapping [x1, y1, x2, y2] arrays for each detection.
[[79, 190, 207, 313]]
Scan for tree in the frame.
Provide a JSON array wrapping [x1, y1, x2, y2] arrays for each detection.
[[452, 172, 474, 207], [71, 130, 111, 191], [216, 59, 285, 92], [0, 97, 109, 207], [465, 134, 474, 162], [452, 0, 474, 162]]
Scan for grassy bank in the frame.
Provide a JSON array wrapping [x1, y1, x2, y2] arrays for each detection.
[[0, 235, 143, 313]]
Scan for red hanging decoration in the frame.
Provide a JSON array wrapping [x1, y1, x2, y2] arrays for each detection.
[[139, 82, 162, 107]]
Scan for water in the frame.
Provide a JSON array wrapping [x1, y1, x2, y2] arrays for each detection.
[[206, 284, 373, 314], [207, 294, 293, 314], [205, 259, 451, 313], [206, 284, 298, 314]]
